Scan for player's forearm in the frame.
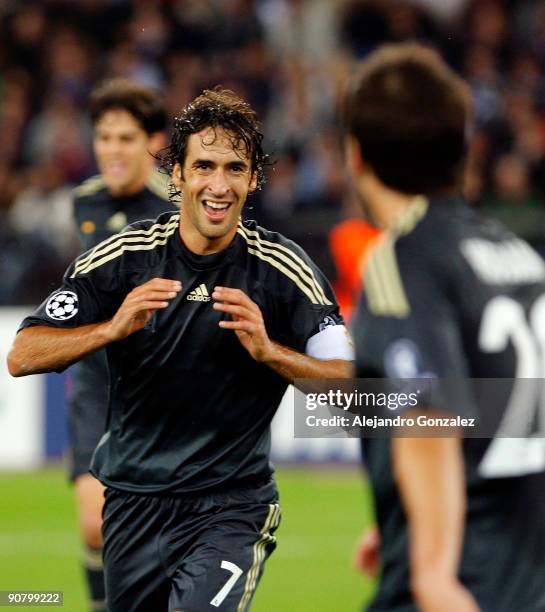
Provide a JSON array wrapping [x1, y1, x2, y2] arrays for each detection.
[[392, 434, 466, 587], [7, 322, 113, 377], [262, 341, 352, 382]]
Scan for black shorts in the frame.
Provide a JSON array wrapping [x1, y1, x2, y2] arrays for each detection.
[[102, 479, 281, 612], [67, 351, 109, 481]]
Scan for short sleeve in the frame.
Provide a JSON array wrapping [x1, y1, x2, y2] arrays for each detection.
[[18, 256, 120, 332], [275, 253, 348, 355]]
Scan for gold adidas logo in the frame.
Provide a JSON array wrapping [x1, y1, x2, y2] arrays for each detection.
[[187, 283, 211, 302]]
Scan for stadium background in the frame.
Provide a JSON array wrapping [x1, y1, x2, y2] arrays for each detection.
[[2, 0, 545, 609]]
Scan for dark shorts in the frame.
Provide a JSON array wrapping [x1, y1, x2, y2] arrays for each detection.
[[102, 479, 281, 612], [67, 350, 109, 481]]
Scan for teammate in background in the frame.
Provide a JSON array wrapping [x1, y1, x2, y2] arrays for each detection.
[[69, 78, 177, 612], [344, 43, 545, 611], [8, 88, 352, 611]]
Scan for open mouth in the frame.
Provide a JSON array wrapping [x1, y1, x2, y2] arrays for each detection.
[[105, 163, 126, 177], [202, 200, 232, 221]]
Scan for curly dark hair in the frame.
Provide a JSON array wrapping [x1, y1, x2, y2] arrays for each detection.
[[160, 87, 269, 198]]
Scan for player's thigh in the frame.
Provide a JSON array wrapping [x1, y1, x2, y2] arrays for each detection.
[[74, 473, 105, 547], [170, 497, 281, 612], [102, 489, 170, 612]]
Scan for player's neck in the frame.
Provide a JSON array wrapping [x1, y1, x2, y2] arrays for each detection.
[[178, 217, 237, 256], [106, 163, 157, 198], [365, 179, 419, 229], [107, 174, 152, 198]]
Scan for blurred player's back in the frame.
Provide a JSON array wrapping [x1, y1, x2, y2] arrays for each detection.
[[344, 42, 545, 611], [355, 194, 545, 610]]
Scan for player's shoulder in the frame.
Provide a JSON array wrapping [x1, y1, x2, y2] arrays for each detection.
[[73, 175, 108, 201], [73, 172, 175, 207], [144, 170, 173, 204], [120, 209, 179, 233], [369, 194, 475, 269], [363, 196, 462, 318], [238, 218, 315, 262], [238, 219, 334, 306], [404, 193, 544, 283], [69, 210, 180, 280], [456, 208, 545, 288], [72, 175, 108, 226]]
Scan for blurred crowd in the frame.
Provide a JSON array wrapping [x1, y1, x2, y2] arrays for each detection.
[[2, 0, 545, 304]]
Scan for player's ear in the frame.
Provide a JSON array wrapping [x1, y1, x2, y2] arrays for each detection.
[[248, 171, 258, 193], [172, 162, 184, 187], [345, 136, 366, 178]]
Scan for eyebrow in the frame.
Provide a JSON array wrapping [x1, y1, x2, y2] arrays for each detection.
[[192, 158, 250, 169]]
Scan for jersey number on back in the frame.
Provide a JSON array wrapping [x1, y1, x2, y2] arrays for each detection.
[[478, 295, 545, 478]]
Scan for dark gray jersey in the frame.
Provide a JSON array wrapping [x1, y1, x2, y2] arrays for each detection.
[[353, 196, 545, 612], [21, 212, 343, 494]]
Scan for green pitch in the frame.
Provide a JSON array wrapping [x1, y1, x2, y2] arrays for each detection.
[[0, 467, 376, 611]]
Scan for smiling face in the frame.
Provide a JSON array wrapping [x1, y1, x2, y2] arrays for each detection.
[[94, 109, 161, 197], [172, 126, 257, 254]]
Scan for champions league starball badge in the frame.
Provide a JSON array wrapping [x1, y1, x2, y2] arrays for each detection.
[[45, 290, 79, 321]]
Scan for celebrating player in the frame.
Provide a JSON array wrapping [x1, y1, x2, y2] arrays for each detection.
[[344, 43, 545, 611], [8, 88, 352, 611], [68, 78, 177, 612]]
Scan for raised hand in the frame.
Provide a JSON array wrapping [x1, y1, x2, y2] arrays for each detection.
[[212, 286, 273, 362], [107, 278, 182, 341]]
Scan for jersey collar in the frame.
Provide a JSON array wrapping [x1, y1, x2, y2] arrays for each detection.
[[172, 229, 242, 271]]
